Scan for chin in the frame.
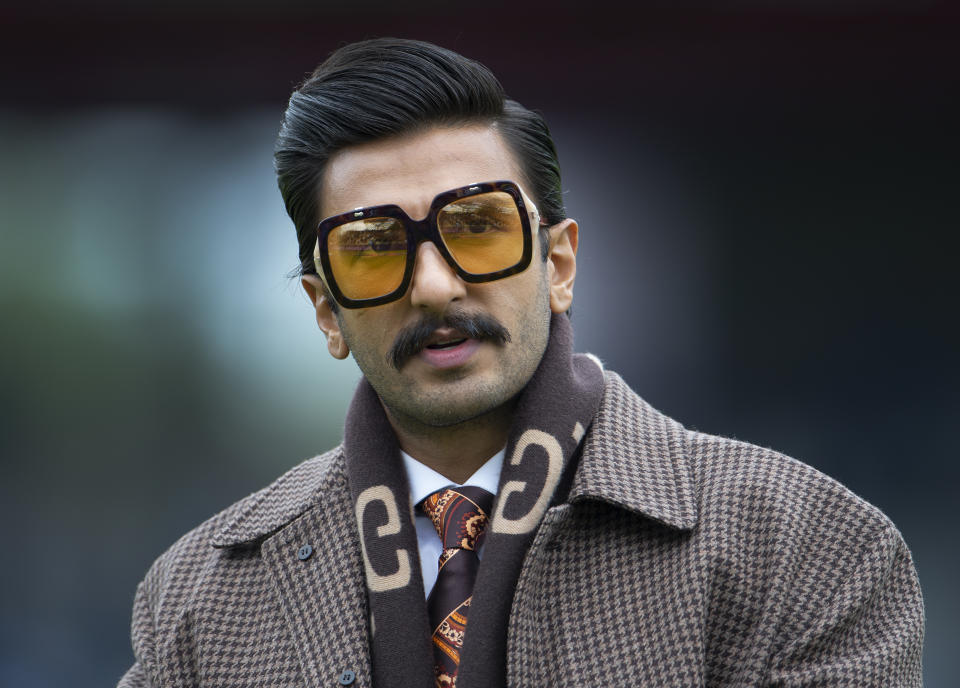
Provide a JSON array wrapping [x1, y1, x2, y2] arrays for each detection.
[[408, 398, 500, 428], [394, 380, 516, 428]]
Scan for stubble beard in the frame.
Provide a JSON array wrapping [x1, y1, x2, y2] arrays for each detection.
[[343, 279, 552, 432]]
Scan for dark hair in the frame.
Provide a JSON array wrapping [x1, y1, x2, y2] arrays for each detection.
[[274, 38, 565, 277]]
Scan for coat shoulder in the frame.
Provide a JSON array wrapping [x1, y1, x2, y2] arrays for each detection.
[[684, 423, 901, 547], [599, 367, 902, 540], [587, 371, 923, 684]]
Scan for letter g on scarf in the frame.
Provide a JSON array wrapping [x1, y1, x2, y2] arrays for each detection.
[[491, 429, 563, 535], [355, 485, 412, 592]]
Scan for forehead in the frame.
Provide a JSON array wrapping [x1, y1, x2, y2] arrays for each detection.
[[319, 124, 526, 220]]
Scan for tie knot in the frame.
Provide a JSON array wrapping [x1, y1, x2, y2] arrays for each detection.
[[421, 486, 494, 551]]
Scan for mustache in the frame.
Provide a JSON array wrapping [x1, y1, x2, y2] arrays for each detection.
[[388, 311, 511, 370]]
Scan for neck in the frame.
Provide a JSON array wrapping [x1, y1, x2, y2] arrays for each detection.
[[382, 398, 516, 484]]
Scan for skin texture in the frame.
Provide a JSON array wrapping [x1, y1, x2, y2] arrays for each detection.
[[302, 124, 578, 482]]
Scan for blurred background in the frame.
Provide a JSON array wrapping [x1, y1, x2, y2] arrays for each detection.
[[1, 1, 956, 685]]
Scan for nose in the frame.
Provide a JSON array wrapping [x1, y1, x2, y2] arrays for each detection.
[[408, 241, 466, 313]]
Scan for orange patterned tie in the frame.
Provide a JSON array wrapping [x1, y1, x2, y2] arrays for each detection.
[[420, 486, 494, 688]]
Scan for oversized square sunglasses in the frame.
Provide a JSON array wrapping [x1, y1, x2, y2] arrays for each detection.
[[314, 180, 539, 308]]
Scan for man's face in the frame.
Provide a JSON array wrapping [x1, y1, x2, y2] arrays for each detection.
[[302, 124, 577, 430]]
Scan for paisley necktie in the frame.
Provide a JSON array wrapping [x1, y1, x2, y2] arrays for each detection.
[[420, 486, 494, 688]]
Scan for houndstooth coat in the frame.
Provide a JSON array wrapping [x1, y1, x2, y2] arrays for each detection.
[[118, 371, 923, 687]]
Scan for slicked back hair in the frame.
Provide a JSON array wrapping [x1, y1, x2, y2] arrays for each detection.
[[274, 38, 565, 278]]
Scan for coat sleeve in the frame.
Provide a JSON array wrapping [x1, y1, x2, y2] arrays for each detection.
[[117, 578, 158, 688], [767, 524, 924, 686]]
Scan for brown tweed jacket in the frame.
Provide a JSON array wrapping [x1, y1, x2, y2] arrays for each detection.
[[119, 371, 923, 687]]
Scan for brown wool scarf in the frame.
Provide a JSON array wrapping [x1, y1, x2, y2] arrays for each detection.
[[343, 313, 605, 688]]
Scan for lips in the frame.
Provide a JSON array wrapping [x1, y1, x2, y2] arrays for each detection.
[[425, 339, 466, 350], [417, 330, 480, 369]]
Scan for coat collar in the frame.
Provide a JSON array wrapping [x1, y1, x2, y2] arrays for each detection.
[[211, 368, 698, 548], [569, 370, 699, 530]]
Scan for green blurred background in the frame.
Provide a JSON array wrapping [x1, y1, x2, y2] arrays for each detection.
[[1, 1, 957, 685]]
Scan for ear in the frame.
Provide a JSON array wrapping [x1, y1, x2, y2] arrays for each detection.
[[546, 219, 578, 314], [301, 274, 350, 360]]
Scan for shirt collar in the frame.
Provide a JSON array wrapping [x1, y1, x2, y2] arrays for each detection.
[[402, 447, 505, 506]]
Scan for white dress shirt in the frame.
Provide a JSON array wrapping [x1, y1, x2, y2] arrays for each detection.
[[401, 448, 504, 598]]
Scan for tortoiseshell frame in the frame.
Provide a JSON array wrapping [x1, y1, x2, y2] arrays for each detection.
[[315, 180, 534, 309]]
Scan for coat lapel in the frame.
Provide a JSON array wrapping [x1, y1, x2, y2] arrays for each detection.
[[211, 449, 373, 687], [568, 370, 698, 529]]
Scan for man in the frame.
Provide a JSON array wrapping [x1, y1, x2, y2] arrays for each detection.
[[119, 38, 923, 687]]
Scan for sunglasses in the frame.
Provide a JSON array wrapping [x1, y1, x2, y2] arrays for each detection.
[[314, 180, 538, 308]]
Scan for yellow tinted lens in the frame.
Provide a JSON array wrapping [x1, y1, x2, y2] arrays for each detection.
[[327, 217, 407, 300], [437, 191, 524, 274]]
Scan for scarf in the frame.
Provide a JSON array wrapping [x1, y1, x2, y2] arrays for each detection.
[[343, 312, 605, 687]]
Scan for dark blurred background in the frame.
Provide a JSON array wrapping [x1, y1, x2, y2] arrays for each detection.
[[1, 1, 956, 685]]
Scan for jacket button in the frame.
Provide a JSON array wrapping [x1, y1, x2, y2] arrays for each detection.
[[297, 544, 313, 560], [338, 669, 356, 685]]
